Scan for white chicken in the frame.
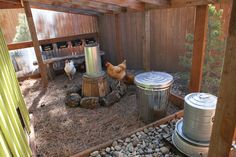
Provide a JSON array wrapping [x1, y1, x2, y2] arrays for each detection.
[[64, 60, 76, 80]]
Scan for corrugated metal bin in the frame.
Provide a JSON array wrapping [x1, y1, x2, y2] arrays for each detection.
[[134, 72, 173, 123], [84, 43, 103, 77], [182, 93, 217, 142]]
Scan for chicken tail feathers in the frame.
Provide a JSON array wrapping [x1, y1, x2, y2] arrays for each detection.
[[122, 60, 126, 65], [117, 60, 126, 70]]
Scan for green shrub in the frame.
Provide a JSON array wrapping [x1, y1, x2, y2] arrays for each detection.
[[179, 4, 226, 95]]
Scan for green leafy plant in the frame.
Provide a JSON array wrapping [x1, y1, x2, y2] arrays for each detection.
[[13, 13, 31, 42], [179, 4, 226, 95]]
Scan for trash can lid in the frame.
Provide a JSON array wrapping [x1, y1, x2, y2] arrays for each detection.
[[134, 71, 173, 89], [184, 93, 217, 110]]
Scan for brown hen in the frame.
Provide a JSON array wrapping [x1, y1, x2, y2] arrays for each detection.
[[105, 60, 126, 82]]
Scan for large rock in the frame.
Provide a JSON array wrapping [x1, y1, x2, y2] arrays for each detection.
[[80, 97, 100, 109], [116, 83, 127, 96], [109, 80, 127, 96], [100, 90, 121, 107], [65, 93, 81, 107], [66, 85, 82, 95]]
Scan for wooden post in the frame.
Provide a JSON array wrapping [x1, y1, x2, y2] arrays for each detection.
[[142, 11, 151, 71], [115, 14, 123, 63], [189, 5, 208, 92], [23, 0, 48, 87], [208, 1, 236, 157]]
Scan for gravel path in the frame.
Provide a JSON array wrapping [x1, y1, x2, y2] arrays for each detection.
[[89, 118, 183, 157]]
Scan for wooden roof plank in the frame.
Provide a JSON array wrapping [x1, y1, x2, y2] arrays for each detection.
[[138, 0, 170, 6], [30, 0, 111, 13], [30, 2, 101, 16], [1, 0, 215, 14], [143, 0, 215, 9], [92, 0, 145, 11], [69, 0, 125, 13], [0, 2, 22, 9]]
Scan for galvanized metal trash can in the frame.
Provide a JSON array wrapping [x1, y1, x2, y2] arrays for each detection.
[[183, 93, 217, 142], [84, 43, 103, 77], [134, 72, 174, 123]]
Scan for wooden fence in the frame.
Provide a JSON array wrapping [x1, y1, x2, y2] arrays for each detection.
[[0, 4, 231, 73], [99, 4, 231, 72], [0, 8, 98, 44], [0, 28, 31, 156]]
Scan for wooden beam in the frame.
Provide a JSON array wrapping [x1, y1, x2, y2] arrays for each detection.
[[92, 0, 145, 11], [8, 41, 33, 50], [170, 0, 215, 6], [189, 5, 208, 92], [114, 14, 123, 63], [23, 0, 48, 87], [138, 0, 170, 5], [27, 0, 125, 13], [208, 1, 236, 156], [32, 0, 110, 14], [39, 33, 98, 45], [1, 0, 215, 12], [0, 0, 21, 4], [145, 0, 215, 9], [142, 11, 151, 71], [169, 92, 184, 109], [68, 0, 125, 13], [88, 1, 125, 12], [0, 1, 22, 9], [30, 2, 101, 15], [7, 32, 98, 50]]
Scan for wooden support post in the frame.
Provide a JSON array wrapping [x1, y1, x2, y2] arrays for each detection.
[[23, 0, 48, 87], [189, 5, 208, 92], [115, 14, 123, 63], [142, 11, 151, 71], [208, 1, 236, 157]]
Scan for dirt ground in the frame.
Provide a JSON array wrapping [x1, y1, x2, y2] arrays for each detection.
[[20, 72, 180, 157]]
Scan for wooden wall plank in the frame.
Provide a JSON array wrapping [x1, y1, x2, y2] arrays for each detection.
[[189, 5, 208, 92], [115, 14, 123, 63], [98, 4, 230, 72], [0, 8, 98, 44], [208, 1, 236, 156], [23, 0, 48, 87], [142, 11, 151, 71]]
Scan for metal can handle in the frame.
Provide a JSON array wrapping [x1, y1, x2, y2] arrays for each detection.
[[199, 94, 210, 99]]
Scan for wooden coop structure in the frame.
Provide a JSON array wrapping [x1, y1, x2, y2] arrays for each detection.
[[0, 0, 235, 157]]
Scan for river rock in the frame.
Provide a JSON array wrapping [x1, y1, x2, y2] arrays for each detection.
[[112, 141, 118, 147], [66, 85, 82, 95], [160, 147, 169, 154], [113, 151, 124, 157], [105, 147, 110, 153], [64, 93, 81, 107], [90, 151, 99, 157], [125, 138, 131, 143], [80, 97, 100, 109], [100, 90, 121, 107], [114, 145, 121, 151]]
